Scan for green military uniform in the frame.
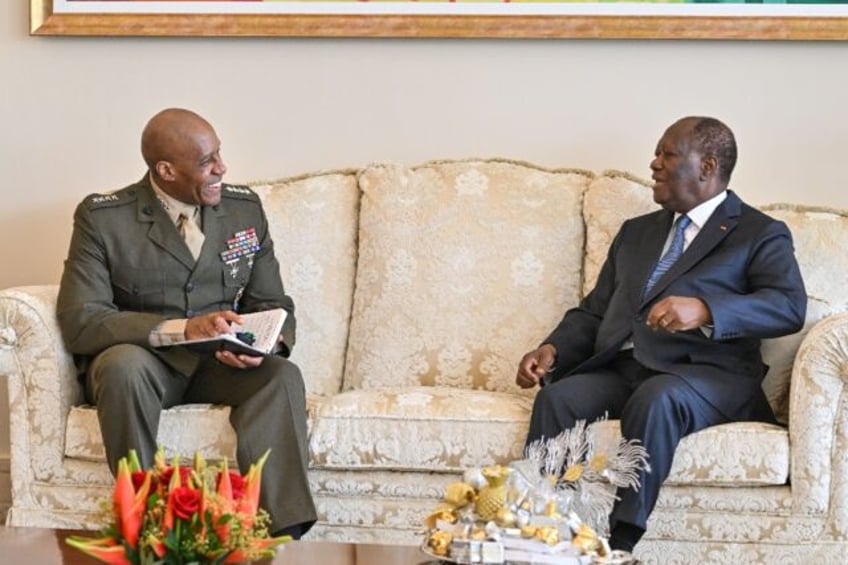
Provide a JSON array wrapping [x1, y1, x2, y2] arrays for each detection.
[[57, 175, 316, 534]]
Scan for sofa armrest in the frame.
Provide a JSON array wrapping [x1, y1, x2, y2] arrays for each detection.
[[0, 285, 82, 500], [789, 311, 848, 533]]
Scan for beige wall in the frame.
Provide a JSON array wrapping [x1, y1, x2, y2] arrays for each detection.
[[2, 1, 848, 508]]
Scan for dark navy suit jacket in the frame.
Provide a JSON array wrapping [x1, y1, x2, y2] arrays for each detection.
[[543, 190, 807, 419]]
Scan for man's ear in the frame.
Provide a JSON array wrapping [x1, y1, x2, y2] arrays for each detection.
[[700, 155, 718, 180], [155, 161, 176, 182]]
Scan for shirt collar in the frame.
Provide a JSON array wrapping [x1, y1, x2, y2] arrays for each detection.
[[149, 173, 198, 225], [677, 190, 727, 229]]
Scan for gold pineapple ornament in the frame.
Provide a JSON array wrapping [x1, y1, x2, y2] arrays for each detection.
[[475, 465, 511, 521]]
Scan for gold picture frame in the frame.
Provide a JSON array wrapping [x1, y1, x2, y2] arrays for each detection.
[[31, 0, 848, 40]]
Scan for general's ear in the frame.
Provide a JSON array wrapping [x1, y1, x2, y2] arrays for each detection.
[[154, 161, 176, 182]]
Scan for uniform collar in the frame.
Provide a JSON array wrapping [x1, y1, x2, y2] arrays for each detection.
[[149, 173, 199, 227]]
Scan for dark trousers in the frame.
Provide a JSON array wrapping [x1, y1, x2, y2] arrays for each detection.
[[85, 344, 317, 533], [526, 351, 770, 533]]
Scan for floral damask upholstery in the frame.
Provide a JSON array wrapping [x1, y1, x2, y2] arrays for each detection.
[[310, 387, 532, 471], [251, 171, 360, 397], [344, 161, 591, 393], [3, 160, 848, 564]]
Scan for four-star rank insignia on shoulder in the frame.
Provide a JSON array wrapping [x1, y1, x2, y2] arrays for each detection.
[[84, 191, 125, 210], [222, 185, 259, 201]]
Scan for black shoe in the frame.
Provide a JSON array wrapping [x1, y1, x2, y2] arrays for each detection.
[[272, 524, 303, 540], [272, 520, 315, 541], [609, 521, 644, 553]]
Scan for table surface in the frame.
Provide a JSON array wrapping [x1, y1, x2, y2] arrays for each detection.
[[0, 526, 438, 564]]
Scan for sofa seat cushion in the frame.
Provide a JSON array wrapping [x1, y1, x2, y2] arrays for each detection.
[[590, 420, 789, 486], [65, 404, 238, 463], [65, 396, 327, 464], [309, 386, 532, 472]]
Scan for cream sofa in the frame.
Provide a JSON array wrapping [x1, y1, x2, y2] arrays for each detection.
[[2, 159, 848, 564]]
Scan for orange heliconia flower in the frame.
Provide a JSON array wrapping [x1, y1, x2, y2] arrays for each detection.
[[113, 458, 151, 550], [64, 536, 131, 565]]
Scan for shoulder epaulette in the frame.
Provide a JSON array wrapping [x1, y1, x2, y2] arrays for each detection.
[[222, 184, 260, 201], [82, 186, 137, 210]]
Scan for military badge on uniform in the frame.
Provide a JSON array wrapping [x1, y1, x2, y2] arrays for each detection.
[[220, 227, 260, 277]]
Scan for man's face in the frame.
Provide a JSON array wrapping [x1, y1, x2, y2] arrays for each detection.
[[649, 120, 706, 214], [162, 122, 227, 207]]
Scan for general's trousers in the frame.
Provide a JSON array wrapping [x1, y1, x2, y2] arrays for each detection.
[[86, 344, 317, 533]]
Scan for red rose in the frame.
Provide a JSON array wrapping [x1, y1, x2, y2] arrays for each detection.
[[171, 486, 201, 521], [160, 466, 191, 487], [230, 473, 246, 500], [131, 471, 147, 492]]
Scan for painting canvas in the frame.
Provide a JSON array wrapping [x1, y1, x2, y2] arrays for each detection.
[[32, 0, 848, 38]]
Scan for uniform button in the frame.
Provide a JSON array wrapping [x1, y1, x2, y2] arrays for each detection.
[[186, 282, 195, 293], [186, 310, 195, 317]]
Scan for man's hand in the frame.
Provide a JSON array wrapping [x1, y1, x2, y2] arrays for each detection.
[[185, 311, 242, 340], [215, 349, 264, 369], [516, 344, 557, 389], [646, 296, 712, 333], [185, 311, 264, 369]]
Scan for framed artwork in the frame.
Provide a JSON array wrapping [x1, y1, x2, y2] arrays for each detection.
[[31, 0, 848, 39]]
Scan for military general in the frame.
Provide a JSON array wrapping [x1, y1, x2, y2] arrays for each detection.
[[57, 108, 316, 538]]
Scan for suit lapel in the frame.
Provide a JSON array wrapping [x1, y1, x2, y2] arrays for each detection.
[[631, 210, 675, 309], [135, 178, 197, 270], [641, 191, 742, 304]]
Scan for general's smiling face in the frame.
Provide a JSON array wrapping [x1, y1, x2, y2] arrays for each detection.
[[164, 123, 227, 207], [649, 119, 706, 214]]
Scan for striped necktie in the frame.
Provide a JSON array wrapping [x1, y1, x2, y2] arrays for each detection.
[[643, 214, 691, 297]]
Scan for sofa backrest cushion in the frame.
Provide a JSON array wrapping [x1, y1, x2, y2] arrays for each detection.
[[344, 159, 592, 393], [583, 172, 848, 424], [582, 171, 659, 297], [251, 171, 360, 396], [758, 205, 848, 422]]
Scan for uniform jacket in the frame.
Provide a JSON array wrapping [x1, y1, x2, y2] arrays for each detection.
[[543, 190, 806, 419], [57, 175, 295, 377]]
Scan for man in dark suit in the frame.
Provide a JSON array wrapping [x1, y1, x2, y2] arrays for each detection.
[[516, 116, 806, 552], [57, 108, 315, 538]]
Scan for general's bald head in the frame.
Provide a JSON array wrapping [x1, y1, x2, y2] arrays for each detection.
[[141, 108, 213, 169], [140, 108, 227, 207]]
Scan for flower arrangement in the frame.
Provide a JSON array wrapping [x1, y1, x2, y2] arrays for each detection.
[[67, 448, 290, 564]]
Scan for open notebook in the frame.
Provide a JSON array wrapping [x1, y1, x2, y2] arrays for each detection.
[[161, 308, 287, 357]]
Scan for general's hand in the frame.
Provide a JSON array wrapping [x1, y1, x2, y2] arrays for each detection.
[[185, 312, 265, 370], [214, 349, 264, 369], [646, 296, 712, 333], [185, 311, 243, 340], [516, 344, 557, 389]]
